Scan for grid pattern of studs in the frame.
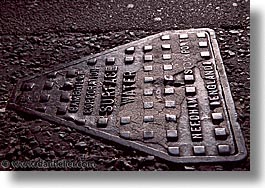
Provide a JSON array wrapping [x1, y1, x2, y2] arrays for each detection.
[[11, 29, 244, 162]]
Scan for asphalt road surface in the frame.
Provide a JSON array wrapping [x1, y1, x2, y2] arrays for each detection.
[[0, 0, 250, 170]]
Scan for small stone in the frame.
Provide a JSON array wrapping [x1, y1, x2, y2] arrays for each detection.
[[129, 31, 135, 37], [229, 30, 240, 34], [154, 17, 162, 22], [227, 50, 236, 56], [184, 166, 195, 171], [0, 108, 6, 113], [232, 3, 238, 7], [145, 155, 155, 161], [33, 147, 44, 155], [59, 132, 66, 138], [31, 126, 41, 133], [75, 141, 87, 148], [127, 4, 134, 9]]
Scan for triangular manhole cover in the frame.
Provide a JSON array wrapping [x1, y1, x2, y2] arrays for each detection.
[[8, 28, 247, 163]]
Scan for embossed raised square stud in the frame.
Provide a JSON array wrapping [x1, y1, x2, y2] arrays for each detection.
[[185, 86, 196, 96], [165, 101, 176, 108], [144, 65, 153, 71], [144, 54, 153, 61], [21, 83, 35, 91], [217, 144, 230, 155], [166, 130, 178, 141], [43, 81, 54, 90], [143, 131, 154, 139], [193, 146, 206, 156], [97, 117, 108, 127], [143, 116, 154, 122], [197, 32, 206, 38], [164, 75, 174, 84], [214, 127, 227, 139], [144, 88, 153, 96], [120, 131, 130, 139], [200, 51, 210, 59], [179, 33, 188, 39], [168, 147, 180, 156], [162, 54, 171, 60], [125, 46, 135, 54], [120, 116, 131, 124], [144, 102, 154, 109], [106, 57, 115, 64], [124, 56, 134, 64], [144, 77, 154, 83], [165, 114, 177, 122], [62, 81, 74, 90], [35, 106, 47, 113], [199, 41, 208, 47], [143, 45, 153, 52], [163, 64, 173, 70], [60, 92, 70, 102], [164, 87, 174, 94], [184, 75, 195, 84], [47, 72, 57, 78], [57, 105, 67, 115], [161, 35, 170, 40], [66, 70, 77, 78], [87, 58, 97, 65], [161, 44, 171, 50], [212, 112, 224, 124], [39, 93, 50, 103]]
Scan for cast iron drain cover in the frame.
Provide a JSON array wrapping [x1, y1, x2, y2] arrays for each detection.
[[8, 28, 247, 163]]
